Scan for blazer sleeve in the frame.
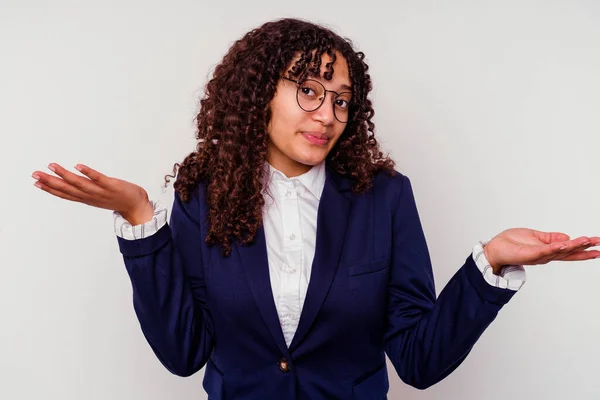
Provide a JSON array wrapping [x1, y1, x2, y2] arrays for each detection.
[[384, 174, 517, 390], [116, 187, 214, 377]]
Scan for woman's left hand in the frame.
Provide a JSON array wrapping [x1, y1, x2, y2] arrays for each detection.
[[483, 228, 600, 274]]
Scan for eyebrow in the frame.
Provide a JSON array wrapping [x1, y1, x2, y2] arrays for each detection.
[[285, 73, 352, 92], [313, 78, 352, 92], [338, 83, 352, 91]]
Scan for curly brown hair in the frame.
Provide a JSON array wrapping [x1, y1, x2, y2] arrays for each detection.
[[164, 17, 396, 256]]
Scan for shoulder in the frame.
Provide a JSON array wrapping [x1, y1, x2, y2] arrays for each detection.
[[371, 168, 412, 206], [173, 179, 210, 226]]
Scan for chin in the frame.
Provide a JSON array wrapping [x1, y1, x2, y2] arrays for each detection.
[[297, 148, 331, 164], [296, 153, 327, 166]]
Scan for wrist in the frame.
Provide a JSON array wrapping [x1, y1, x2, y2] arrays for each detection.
[[483, 244, 503, 275], [120, 200, 154, 226]]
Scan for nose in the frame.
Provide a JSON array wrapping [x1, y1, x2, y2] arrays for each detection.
[[312, 93, 336, 126]]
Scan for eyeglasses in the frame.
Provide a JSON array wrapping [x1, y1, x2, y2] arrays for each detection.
[[281, 76, 352, 123]]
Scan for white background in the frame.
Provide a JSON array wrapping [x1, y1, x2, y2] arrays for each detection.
[[2, 0, 599, 399]]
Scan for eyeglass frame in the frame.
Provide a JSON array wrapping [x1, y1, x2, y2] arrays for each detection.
[[280, 76, 352, 123]]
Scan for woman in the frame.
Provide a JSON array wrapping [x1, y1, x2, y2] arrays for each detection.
[[31, 18, 599, 400]]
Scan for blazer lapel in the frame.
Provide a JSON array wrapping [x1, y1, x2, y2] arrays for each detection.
[[288, 165, 352, 352], [237, 224, 290, 358], [238, 164, 352, 355]]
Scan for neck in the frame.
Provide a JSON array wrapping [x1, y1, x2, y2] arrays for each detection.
[[268, 160, 312, 178], [266, 150, 314, 178]]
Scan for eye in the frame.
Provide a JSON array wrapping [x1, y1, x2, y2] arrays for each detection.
[[299, 86, 317, 97], [335, 99, 349, 109]]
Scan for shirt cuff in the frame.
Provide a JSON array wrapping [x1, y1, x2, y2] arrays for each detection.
[[472, 239, 527, 291], [113, 200, 168, 240]]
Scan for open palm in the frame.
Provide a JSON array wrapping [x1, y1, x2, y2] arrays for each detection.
[[484, 228, 600, 271], [32, 163, 151, 219]]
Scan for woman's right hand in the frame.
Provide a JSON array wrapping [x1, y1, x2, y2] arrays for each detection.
[[32, 163, 154, 225]]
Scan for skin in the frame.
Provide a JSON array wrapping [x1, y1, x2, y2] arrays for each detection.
[[483, 229, 600, 273], [30, 51, 600, 270], [266, 52, 350, 178]]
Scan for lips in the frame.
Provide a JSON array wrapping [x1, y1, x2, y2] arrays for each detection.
[[302, 132, 329, 140], [302, 132, 330, 146]]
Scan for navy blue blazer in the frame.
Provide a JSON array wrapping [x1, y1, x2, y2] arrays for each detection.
[[116, 165, 517, 400]]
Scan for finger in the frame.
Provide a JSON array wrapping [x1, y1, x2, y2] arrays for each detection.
[[546, 238, 594, 262], [551, 236, 591, 252], [34, 180, 85, 203], [48, 163, 104, 196], [529, 239, 588, 264], [35, 170, 92, 200], [530, 246, 581, 265], [557, 239, 599, 258], [557, 250, 600, 262], [513, 243, 564, 266], [588, 236, 600, 246], [75, 164, 111, 187]]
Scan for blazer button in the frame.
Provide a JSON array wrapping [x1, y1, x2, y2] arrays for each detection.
[[278, 357, 290, 372]]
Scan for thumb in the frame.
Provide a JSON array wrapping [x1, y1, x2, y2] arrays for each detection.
[[533, 230, 570, 244], [548, 232, 571, 243]]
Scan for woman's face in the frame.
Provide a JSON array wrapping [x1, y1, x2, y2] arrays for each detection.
[[266, 52, 351, 178]]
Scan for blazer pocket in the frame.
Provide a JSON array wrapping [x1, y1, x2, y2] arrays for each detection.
[[352, 364, 389, 400], [347, 258, 389, 277], [202, 359, 224, 400]]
